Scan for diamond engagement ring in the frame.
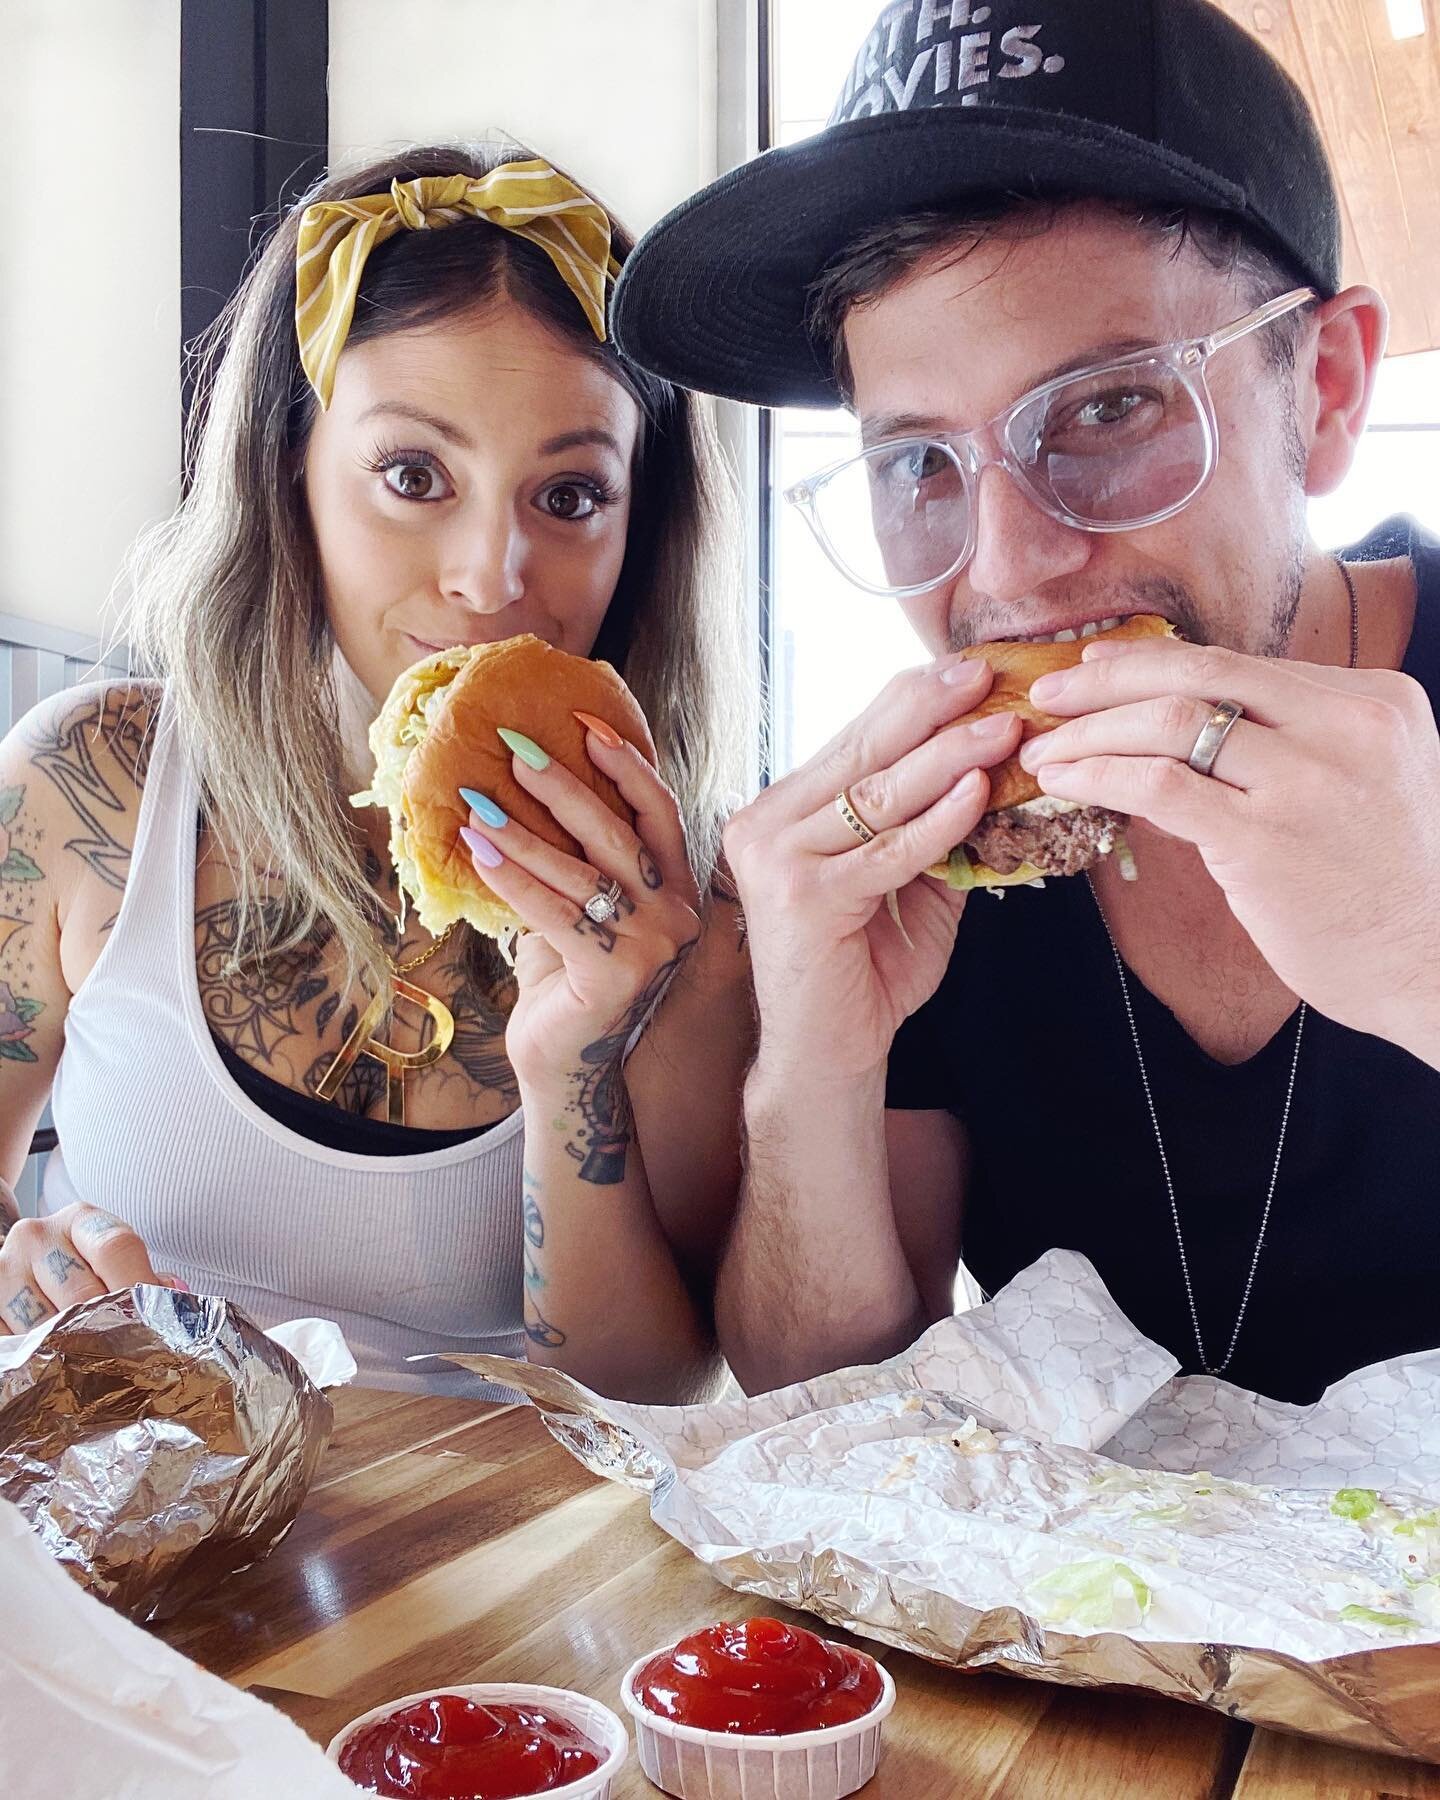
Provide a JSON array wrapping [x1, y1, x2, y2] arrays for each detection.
[[583, 878, 624, 924], [1186, 699, 1245, 777]]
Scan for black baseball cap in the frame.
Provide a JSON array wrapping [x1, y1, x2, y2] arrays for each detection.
[[612, 0, 1341, 408]]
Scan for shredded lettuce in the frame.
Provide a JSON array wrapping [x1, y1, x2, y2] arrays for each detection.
[[1030, 1559, 1152, 1629], [1331, 1488, 1380, 1521], [944, 848, 977, 891], [1338, 1605, 1418, 1632]]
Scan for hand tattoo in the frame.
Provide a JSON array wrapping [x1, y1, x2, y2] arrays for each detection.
[[638, 848, 663, 891], [5, 1286, 48, 1329], [41, 1247, 85, 1287]]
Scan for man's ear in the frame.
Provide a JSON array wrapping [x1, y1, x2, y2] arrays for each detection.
[[1301, 286, 1387, 498]]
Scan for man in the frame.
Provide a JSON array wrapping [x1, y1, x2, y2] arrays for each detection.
[[612, 0, 1440, 1404]]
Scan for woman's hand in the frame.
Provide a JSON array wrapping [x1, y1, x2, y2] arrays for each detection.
[[1023, 636, 1440, 1062], [458, 721, 701, 1095], [0, 1201, 180, 1335]]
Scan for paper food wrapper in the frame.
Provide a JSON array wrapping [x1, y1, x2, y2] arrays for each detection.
[[0, 1285, 354, 1623], [441, 1251, 1440, 1762], [0, 1495, 359, 1800]]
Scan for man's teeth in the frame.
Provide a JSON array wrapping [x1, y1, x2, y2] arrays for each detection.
[[1024, 614, 1127, 645]]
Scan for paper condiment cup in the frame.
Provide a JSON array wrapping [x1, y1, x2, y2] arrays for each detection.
[[325, 1682, 629, 1799], [620, 1643, 896, 1800]]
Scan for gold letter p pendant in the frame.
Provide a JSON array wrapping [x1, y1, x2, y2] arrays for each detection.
[[315, 977, 455, 1124]]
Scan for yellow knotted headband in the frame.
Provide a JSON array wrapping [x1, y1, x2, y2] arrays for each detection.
[[294, 160, 622, 408]]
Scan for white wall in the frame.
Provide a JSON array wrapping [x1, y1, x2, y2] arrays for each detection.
[[328, 0, 718, 236], [0, 3, 182, 638]]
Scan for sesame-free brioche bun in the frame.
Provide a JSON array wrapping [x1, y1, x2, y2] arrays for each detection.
[[354, 634, 654, 944], [930, 613, 1175, 892]]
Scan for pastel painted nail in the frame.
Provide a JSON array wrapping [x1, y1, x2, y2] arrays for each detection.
[[497, 727, 550, 771], [460, 824, 505, 869], [459, 786, 508, 827], [573, 710, 623, 751]]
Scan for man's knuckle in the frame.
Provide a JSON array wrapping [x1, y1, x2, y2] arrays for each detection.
[[1155, 694, 1200, 739], [848, 772, 890, 819], [1189, 648, 1233, 693]]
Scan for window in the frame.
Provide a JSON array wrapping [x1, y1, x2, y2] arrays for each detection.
[[766, 0, 1440, 775]]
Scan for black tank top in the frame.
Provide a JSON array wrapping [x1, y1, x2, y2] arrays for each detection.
[[886, 516, 1440, 1403]]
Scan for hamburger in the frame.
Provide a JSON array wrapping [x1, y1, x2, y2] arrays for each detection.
[[354, 633, 652, 947], [933, 613, 1175, 891]]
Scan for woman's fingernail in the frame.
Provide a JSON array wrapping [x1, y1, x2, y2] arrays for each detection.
[[164, 1275, 192, 1294], [939, 657, 987, 686], [498, 727, 550, 770], [968, 711, 1014, 738], [460, 824, 505, 869], [1030, 670, 1073, 705], [459, 787, 508, 828], [573, 710, 623, 750]]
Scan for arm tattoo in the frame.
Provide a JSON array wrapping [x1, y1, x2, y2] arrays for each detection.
[[562, 944, 696, 1185], [41, 1247, 85, 1287], [25, 690, 152, 896], [521, 1165, 567, 1347], [1, 781, 49, 1026], [6, 1286, 48, 1329]]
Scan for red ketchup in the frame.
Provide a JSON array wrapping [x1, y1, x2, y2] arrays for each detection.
[[634, 1617, 883, 1736], [337, 1694, 602, 1798]]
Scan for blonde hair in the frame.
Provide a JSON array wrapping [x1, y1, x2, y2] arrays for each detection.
[[126, 141, 751, 1003]]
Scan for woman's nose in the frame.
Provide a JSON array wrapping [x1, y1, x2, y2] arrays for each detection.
[[439, 508, 527, 612]]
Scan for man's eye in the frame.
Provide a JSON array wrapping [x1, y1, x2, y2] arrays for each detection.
[[381, 459, 451, 501], [877, 443, 950, 484], [1074, 391, 1147, 428]]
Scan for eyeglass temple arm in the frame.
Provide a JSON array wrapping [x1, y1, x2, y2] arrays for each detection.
[[1200, 286, 1318, 355]]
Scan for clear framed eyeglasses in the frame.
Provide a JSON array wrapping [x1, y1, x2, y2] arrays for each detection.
[[784, 287, 1317, 599]]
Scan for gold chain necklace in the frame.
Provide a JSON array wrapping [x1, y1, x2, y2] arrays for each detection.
[[316, 921, 458, 1125]]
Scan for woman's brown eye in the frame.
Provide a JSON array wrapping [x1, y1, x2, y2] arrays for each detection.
[[546, 483, 587, 519], [386, 463, 435, 499]]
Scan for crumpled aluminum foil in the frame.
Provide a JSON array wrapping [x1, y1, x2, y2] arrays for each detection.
[[0, 1285, 346, 1623], [441, 1251, 1440, 1763]]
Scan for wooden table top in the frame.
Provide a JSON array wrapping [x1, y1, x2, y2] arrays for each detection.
[[154, 1387, 1440, 1800]]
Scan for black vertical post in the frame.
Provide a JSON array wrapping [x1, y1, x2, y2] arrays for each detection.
[[179, 0, 328, 412]]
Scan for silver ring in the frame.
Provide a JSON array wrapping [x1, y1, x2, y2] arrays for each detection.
[[583, 877, 623, 924], [1187, 699, 1245, 777], [835, 788, 877, 844]]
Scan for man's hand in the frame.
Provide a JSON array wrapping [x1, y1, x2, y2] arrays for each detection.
[[725, 656, 1023, 1082], [1024, 637, 1440, 1060], [0, 1203, 180, 1334]]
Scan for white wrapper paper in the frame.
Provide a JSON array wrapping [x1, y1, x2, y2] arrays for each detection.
[[0, 1496, 358, 1799], [441, 1251, 1440, 1761]]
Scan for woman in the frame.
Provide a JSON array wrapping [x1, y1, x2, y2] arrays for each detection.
[[0, 143, 754, 1402]]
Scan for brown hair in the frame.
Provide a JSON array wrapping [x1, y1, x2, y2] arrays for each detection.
[[807, 197, 1314, 403], [127, 140, 750, 1002]]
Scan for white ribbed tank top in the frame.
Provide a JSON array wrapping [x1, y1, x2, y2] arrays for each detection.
[[42, 704, 526, 1396]]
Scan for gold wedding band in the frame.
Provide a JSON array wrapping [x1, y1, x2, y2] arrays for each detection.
[[835, 788, 877, 844]]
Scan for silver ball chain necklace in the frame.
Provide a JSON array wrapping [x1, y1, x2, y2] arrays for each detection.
[[1086, 558, 1359, 1377]]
